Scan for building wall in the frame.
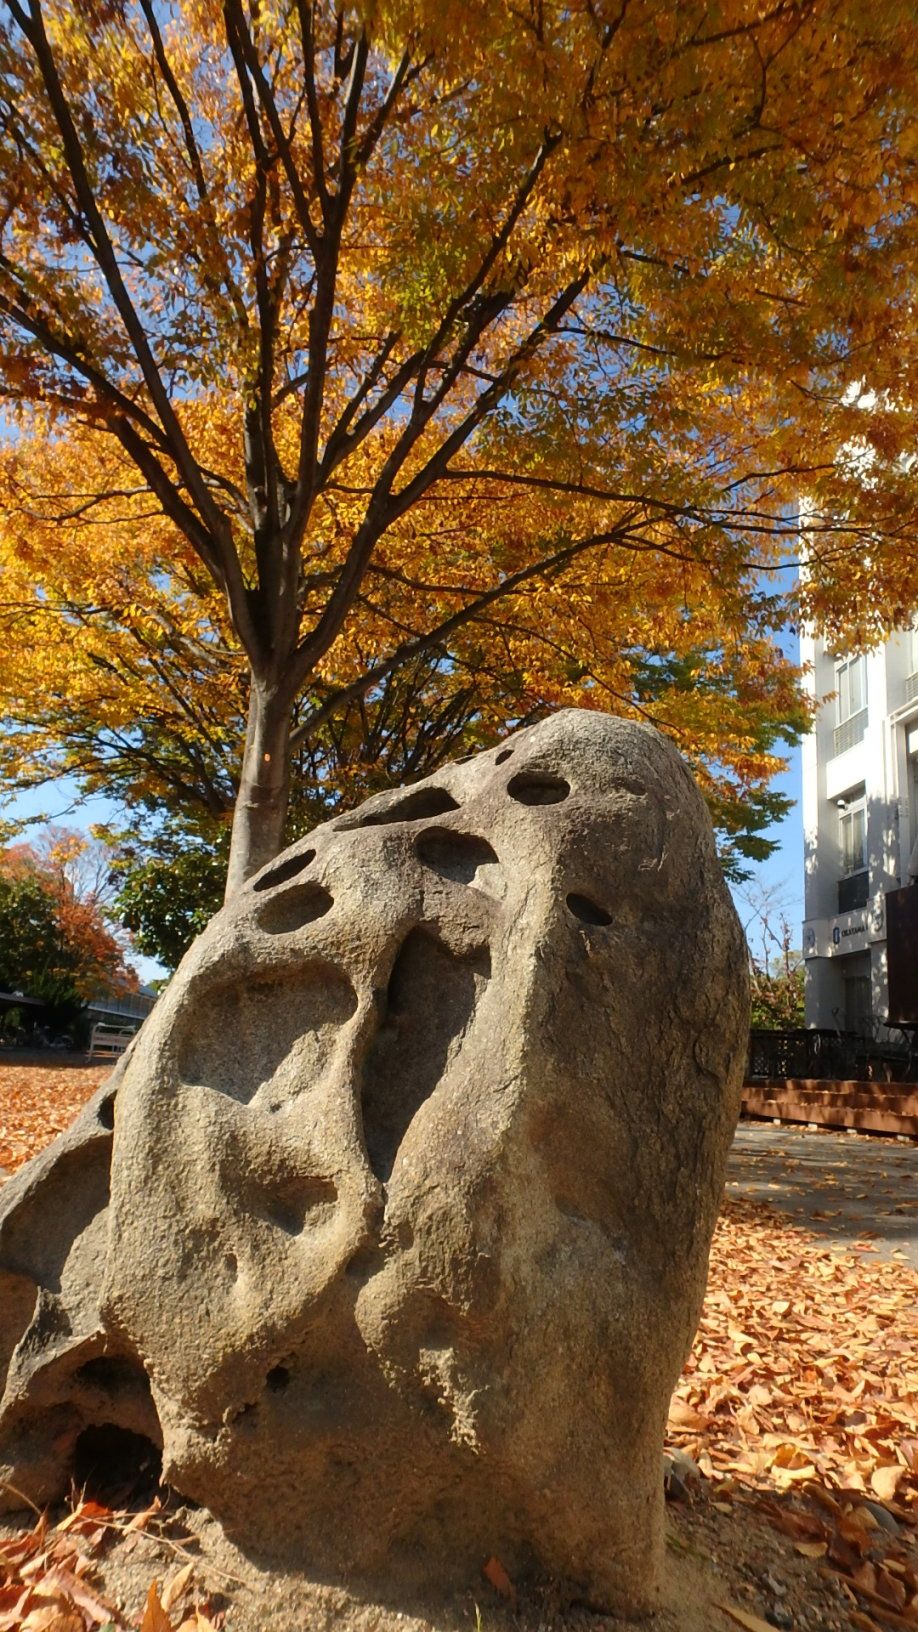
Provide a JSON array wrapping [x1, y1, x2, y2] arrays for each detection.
[[802, 626, 918, 1037]]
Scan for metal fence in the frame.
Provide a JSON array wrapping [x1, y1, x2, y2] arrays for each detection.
[[748, 1027, 917, 1084]]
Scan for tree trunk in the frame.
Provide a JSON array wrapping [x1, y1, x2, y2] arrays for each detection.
[[224, 680, 292, 900]]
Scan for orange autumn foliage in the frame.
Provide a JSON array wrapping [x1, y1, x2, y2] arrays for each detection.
[[0, 0, 915, 888], [0, 828, 137, 1014]]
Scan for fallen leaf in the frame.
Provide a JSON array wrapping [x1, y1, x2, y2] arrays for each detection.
[[873, 1567, 907, 1611], [34, 1567, 116, 1626], [126, 1500, 160, 1534], [160, 1566, 194, 1614], [853, 1563, 878, 1594], [795, 1540, 828, 1558], [846, 1578, 918, 1629], [871, 1465, 904, 1502], [482, 1556, 516, 1603], [668, 1399, 711, 1430], [140, 1582, 173, 1632], [717, 1602, 780, 1632], [21, 1609, 82, 1632]]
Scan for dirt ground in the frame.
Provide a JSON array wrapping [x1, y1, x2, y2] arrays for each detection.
[[2, 1472, 915, 1632]]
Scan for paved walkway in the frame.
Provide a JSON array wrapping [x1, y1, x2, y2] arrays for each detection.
[[727, 1120, 918, 1270]]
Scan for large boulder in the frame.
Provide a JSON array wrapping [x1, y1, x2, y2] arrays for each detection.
[[0, 710, 749, 1614]]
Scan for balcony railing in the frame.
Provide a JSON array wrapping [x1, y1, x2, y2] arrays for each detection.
[[833, 707, 868, 757]]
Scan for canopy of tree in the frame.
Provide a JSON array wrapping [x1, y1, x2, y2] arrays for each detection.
[[0, 419, 806, 903], [0, 0, 915, 892], [0, 829, 137, 1025]]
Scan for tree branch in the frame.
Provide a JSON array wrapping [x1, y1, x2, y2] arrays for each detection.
[[290, 513, 641, 746], [9, 0, 234, 555]]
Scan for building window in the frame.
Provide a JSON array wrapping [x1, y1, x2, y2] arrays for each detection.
[[837, 655, 867, 722], [833, 655, 868, 755], [837, 791, 868, 913], [842, 952, 873, 1036], [838, 872, 869, 912], [840, 795, 866, 875]]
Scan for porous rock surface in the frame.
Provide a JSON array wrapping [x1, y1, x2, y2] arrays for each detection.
[[0, 710, 749, 1614]]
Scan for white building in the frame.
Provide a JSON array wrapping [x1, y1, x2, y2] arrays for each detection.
[[801, 626, 918, 1037]]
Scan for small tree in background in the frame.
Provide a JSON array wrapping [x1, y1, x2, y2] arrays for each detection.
[[740, 881, 806, 1031], [0, 828, 137, 1029]]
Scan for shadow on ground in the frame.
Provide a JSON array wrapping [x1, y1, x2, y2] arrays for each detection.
[[727, 1121, 918, 1268]]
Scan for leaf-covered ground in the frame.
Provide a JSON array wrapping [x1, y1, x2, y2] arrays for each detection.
[[668, 1197, 918, 1629], [0, 1055, 108, 1174], [672, 1196, 918, 1503], [1, 1058, 916, 1630]]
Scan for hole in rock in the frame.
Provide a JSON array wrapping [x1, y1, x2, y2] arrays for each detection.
[[178, 964, 356, 1105], [253, 849, 316, 892], [345, 1243, 384, 1280], [72, 1425, 161, 1508], [338, 786, 459, 829], [567, 893, 613, 927], [507, 771, 570, 805], [97, 1094, 116, 1131], [255, 881, 333, 935], [415, 828, 502, 888], [266, 1365, 291, 1392], [75, 1356, 152, 1397], [247, 1169, 338, 1235], [361, 929, 490, 1183], [494, 748, 513, 765]]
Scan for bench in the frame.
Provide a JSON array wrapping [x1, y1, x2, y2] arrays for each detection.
[[87, 1024, 135, 1062]]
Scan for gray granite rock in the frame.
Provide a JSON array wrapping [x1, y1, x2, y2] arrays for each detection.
[[0, 709, 749, 1615]]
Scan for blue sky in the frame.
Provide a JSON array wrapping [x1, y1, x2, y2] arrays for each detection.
[[735, 747, 804, 964]]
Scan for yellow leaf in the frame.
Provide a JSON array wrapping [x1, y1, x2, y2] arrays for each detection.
[[869, 1464, 903, 1502]]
